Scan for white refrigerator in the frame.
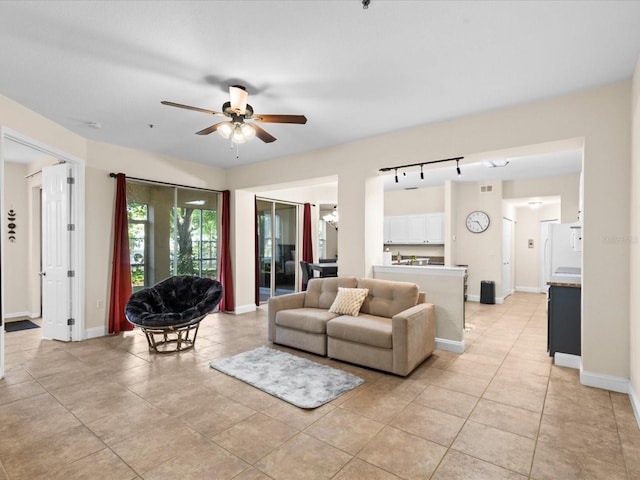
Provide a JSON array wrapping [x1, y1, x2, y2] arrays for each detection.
[[544, 222, 582, 285]]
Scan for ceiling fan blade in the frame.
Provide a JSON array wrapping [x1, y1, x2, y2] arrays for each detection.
[[253, 114, 307, 124], [251, 123, 277, 143], [161, 100, 224, 116], [196, 122, 225, 135]]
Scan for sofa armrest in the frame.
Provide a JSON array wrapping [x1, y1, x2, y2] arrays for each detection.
[[391, 303, 436, 376], [267, 292, 307, 341]]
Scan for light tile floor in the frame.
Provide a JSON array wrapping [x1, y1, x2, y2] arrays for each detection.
[[1, 293, 639, 479]]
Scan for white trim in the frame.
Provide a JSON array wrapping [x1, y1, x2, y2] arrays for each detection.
[[84, 326, 107, 340], [515, 286, 541, 294], [3, 311, 39, 320], [435, 337, 465, 353], [466, 295, 504, 305], [629, 383, 640, 430], [580, 368, 629, 394], [554, 352, 581, 369], [234, 304, 257, 315]]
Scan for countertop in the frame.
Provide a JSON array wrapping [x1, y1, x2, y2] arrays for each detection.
[[547, 275, 582, 288]]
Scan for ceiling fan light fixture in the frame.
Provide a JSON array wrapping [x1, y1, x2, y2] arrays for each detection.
[[217, 121, 234, 139], [232, 124, 247, 144], [241, 123, 256, 140], [229, 85, 248, 114]]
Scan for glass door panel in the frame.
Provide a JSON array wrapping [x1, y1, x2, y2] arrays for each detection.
[[256, 200, 273, 303], [274, 202, 297, 297]]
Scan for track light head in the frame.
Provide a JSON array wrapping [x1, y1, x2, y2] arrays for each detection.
[[456, 159, 462, 177], [394, 168, 398, 183], [420, 165, 424, 181]]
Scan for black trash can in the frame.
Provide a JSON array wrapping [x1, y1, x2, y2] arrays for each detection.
[[480, 281, 495, 304]]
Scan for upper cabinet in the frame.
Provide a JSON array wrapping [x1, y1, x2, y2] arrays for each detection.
[[384, 213, 444, 244]]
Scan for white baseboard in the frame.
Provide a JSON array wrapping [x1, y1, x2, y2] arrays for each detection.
[[580, 368, 629, 394], [466, 295, 503, 305], [554, 352, 581, 369], [85, 326, 107, 340], [234, 304, 257, 315], [629, 382, 640, 430], [515, 286, 541, 294], [435, 337, 465, 353], [3, 311, 39, 320]]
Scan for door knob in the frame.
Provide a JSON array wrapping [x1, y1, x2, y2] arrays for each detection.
[[39, 271, 46, 276]]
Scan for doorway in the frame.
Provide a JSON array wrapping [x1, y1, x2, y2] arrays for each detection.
[[256, 199, 298, 303], [502, 217, 513, 299], [0, 128, 85, 378]]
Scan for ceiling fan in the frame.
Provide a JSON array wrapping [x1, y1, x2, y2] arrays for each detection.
[[161, 85, 307, 144]]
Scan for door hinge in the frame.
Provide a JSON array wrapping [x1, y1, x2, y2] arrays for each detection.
[[67, 270, 75, 277], [67, 318, 75, 326], [67, 224, 75, 231], [67, 176, 75, 185]]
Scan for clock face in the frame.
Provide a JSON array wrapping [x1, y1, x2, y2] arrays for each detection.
[[466, 211, 490, 233]]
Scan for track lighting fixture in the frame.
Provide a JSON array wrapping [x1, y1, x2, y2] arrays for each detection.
[[380, 156, 464, 183]]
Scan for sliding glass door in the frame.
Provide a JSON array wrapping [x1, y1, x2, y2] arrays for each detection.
[[257, 199, 298, 303], [126, 180, 219, 291]]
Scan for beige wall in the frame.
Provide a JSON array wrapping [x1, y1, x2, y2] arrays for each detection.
[[503, 173, 580, 223], [226, 81, 632, 382], [3, 162, 29, 317], [630, 58, 640, 412]]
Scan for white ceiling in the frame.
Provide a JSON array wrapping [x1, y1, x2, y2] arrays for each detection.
[[1, 1, 639, 172]]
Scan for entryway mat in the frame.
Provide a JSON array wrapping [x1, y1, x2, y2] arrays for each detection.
[[5, 320, 40, 332]]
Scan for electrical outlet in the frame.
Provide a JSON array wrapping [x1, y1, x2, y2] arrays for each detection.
[[97, 299, 104, 309]]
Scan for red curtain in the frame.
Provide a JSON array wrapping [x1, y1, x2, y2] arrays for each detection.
[[302, 203, 314, 290], [219, 190, 235, 312], [302, 203, 313, 263], [108, 173, 134, 334]]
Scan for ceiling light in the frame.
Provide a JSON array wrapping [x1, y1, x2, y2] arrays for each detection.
[[241, 123, 256, 140], [217, 122, 233, 139], [232, 124, 247, 144], [394, 168, 398, 183], [456, 159, 462, 177], [483, 159, 510, 168], [529, 201, 543, 209], [420, 165, 424, 181]]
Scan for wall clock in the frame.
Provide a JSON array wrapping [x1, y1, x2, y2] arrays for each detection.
[[466, 210, 490, 233]]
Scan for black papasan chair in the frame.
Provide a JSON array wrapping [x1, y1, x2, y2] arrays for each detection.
[[125, 276, 223, 354]]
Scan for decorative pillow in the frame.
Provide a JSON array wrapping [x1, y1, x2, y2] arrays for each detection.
[[329, 287, 369, 316]]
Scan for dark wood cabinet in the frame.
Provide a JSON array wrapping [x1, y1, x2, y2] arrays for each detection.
[[547, 285, 581, 356]]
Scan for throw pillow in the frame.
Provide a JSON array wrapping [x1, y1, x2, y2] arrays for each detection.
[[329, 287, 369, 316]]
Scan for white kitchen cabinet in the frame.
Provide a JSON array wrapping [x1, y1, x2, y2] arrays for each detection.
[[384, 213, 444, 244]]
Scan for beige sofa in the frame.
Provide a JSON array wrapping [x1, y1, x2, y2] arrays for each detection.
[[268, 277, 435, 376]]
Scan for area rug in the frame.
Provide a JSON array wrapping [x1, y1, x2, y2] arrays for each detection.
[[5, 320, 40, 332], [209, 346, 364, 409]]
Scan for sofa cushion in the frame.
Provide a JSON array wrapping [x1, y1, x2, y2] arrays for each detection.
[[275, 308, 340, 334], [329, 287, 369, 316], [326, 314, 392, 349], [304, 277, 358, 309], [357, 278, 419, 318]]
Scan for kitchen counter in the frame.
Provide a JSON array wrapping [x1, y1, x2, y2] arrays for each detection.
[[373, 264, 466, 353]]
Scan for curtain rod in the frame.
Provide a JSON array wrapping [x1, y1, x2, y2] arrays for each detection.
[[256, 195, 315, 207], [109, 172, 222, 193], [24, 160, 66, 179], [379, 156, 464, 172]]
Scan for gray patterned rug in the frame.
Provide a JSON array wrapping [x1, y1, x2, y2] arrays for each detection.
[[209, 346, 364, 409]]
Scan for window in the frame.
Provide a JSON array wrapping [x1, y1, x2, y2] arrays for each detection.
[[126, 180, 220, 289], [127, 201, 148, 291]]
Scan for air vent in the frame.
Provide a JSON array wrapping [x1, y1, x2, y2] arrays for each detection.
[[480, 185, 493, 193]]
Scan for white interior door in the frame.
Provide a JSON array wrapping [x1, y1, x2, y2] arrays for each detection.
[[502, 218, 512, 299], [41, 164, 72, 341]]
